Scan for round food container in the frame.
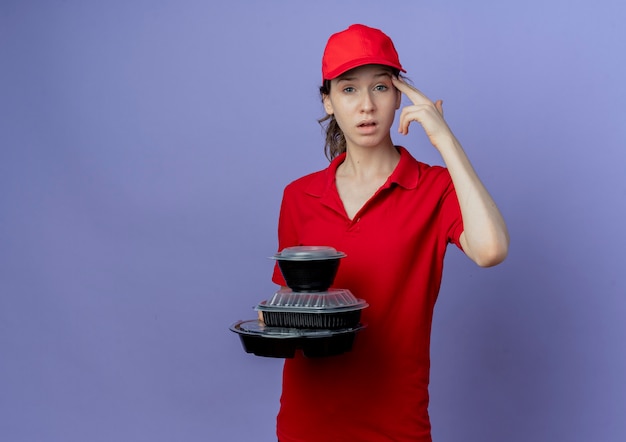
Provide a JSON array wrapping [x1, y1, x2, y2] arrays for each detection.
[[271, 246, 346, 292], [256, 288, 368, 329], [230, 319, 366, 358]]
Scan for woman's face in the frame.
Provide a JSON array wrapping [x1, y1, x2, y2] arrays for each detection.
[[323, 64, 401, 150]]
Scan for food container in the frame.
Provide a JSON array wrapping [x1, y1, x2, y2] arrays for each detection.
[[271, 246, 346, 292], [256, 288, 368, 329], [230, 319, 365, 358]]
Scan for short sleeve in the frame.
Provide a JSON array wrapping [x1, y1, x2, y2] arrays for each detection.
[[439, 174, 464, 250]]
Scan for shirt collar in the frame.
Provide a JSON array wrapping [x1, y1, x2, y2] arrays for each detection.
[[305, 146, 420, 197], [388, 146, 420, 190]]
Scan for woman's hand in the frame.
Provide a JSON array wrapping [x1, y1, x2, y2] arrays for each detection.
[[392, 76, 452, 150]]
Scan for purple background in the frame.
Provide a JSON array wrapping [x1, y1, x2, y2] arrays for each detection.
[[1, 1, 625, 441]]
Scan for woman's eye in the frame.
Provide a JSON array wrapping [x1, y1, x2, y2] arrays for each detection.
[[343, 87, 355, 93], [375, 84, 388, 91]]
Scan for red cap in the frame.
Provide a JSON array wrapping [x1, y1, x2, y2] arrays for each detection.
[[322, 24, 405, 81]]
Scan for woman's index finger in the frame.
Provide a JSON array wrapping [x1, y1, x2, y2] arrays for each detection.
[[392, 77, 429, 104]]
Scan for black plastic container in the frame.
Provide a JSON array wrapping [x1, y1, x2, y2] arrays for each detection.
[[256, 288, 368, 329], [277, 259, 340, 292], [272, 246, 346, 292], [230, 320, 365, 358], [259, 309, 362, 329]]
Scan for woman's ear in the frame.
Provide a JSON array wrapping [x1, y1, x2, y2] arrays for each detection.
[[322, 94, 334, 115]]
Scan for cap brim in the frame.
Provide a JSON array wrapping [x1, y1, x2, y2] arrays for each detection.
[[324, 57, 406, 80]]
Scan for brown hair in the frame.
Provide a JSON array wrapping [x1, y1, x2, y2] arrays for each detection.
[[318, 79, 344, 161], [318, 68, 404, 161]]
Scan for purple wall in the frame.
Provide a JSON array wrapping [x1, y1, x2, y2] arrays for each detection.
[[1, 1, 625, 441]]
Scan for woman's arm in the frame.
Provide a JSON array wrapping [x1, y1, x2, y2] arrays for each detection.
[[392, 77, 509, 267]]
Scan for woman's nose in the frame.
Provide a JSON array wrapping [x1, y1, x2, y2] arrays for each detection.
[[360, 91, 375, 112]]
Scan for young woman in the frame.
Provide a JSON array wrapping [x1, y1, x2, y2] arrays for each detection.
[[271, 24, 509, 441]]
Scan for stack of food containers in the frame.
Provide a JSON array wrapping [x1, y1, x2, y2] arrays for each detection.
[[230, 246, 368, 358]]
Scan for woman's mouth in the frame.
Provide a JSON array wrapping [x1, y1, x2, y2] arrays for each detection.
[[357, 120, 377, 133], [358, 120, 376, 128]]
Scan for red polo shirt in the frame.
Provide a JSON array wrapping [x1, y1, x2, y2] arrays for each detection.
[[272, 146, 464, 442]]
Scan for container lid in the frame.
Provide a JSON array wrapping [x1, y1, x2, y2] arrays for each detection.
[[256, 288, 368, 312], [230, 319, 365, 338], [271, 246, 346, 261]]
